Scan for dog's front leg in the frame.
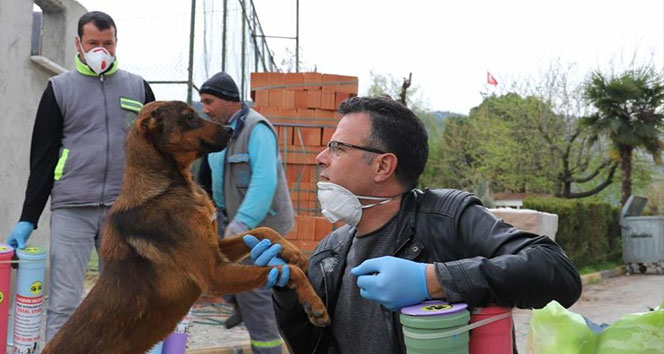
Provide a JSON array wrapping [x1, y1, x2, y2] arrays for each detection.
[[216, 235, 250, 263], [219, 227, 309, 271], [238, 227, 310, 270], [202, 263, 330, 327]]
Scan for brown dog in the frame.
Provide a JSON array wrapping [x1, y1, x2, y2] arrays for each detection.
[[42, 101, 330, 354]]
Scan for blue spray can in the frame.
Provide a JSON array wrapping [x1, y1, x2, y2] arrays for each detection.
[[12, 247, 47, 354]]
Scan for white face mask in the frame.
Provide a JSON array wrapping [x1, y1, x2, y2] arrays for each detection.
[[78, 38, 114, 75], [317, 181, 395, 227]]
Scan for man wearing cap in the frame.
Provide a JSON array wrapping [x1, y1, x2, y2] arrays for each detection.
[[197, 72, 293, 354]]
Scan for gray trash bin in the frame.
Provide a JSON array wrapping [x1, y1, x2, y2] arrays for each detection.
[[620, 196, 664, 274]]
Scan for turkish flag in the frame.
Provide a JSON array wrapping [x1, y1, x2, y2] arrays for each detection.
[[487, 72, 498, 86]]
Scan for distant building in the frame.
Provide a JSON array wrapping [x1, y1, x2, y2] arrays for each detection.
[[492, 192, 554, 209], [492, 193, 529, 209]]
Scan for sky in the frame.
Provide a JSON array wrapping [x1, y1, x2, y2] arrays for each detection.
[[71, 0, 663, 115]]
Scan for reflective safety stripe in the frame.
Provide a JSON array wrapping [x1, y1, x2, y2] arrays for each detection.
[[54, 148, 69, 180], [120, 97, 143, 112], [250, 338, 283, 348]]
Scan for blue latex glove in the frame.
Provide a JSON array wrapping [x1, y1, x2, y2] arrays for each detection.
[[7, 221, 34, 249], [351, 256, 430, 311], [243, 235, 290, 288]]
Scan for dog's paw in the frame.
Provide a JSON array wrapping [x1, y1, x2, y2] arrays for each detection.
[[303, 302, 330, 327], [308, 309, 331, 327], [279, 246, 309, 271]]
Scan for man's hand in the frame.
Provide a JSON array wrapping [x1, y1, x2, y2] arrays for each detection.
[[243, 235, 290, 288], [224, 220, 250, 238], [7, 221, 34, 249], [351, 256, 430, 311]]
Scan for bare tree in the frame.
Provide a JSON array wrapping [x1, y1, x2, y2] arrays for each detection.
[[399, 73, 412, 106], [514, 61, 619, 198]]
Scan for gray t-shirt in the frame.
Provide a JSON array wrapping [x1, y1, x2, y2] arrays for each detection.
[[330, 216, 399, 354]]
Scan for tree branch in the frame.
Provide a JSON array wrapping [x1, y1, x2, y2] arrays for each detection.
[[399, 72, 412, 106], [564, 162, 619, 198], [570, 160, 616, 183], [535, 116, 564, 157]]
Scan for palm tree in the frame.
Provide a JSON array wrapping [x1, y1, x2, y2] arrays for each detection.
[[584, 66, 664, 205]]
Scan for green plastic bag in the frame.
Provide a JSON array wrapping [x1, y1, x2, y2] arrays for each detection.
[[528, 300, 664, 354], [527, 300, 597, 354], [595, 301, 664, 354]]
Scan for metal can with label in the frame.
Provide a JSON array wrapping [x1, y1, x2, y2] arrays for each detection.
[[12, 246, 47, 354]]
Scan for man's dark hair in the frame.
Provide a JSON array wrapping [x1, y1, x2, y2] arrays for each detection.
[[338, 96, 429, 189], [78, 11, 117, 38]]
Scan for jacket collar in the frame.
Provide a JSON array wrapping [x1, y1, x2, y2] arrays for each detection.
[[229, 103, 249, 139], [75, 55, 119, 77], [392, 189, 422, 253]]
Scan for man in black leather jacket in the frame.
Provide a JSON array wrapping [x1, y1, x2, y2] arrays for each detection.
[[245, 96, 582, 354]]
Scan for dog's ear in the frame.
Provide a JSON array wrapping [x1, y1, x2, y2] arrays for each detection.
[[144, 112, 159, 130], [141, 108, 161, 135]]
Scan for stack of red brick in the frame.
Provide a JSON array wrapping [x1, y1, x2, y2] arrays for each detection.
[[250, 72, 358, 253]]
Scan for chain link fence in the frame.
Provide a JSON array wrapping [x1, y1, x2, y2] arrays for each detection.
[[113, 0, 282, 105]]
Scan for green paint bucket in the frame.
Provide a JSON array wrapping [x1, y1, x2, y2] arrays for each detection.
[[400, 301, 470, 354]]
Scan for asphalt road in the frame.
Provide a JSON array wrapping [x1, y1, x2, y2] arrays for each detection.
[[513, 271, 664, 353]]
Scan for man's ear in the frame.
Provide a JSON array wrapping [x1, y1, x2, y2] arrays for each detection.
[[374, 153, 398, 183], [74, 36, 82, 56]]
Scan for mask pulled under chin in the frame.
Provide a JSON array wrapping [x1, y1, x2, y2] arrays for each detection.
[[78, 39, 114, 75], [316, 181, 395, 227]]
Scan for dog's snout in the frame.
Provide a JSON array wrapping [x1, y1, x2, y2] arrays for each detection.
[[198, 121, 233, 154]]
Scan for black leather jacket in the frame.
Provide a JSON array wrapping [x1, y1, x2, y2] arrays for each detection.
[[273, 188, 582, 354]]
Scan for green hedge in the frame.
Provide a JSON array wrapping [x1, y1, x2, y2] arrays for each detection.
[[523, 197, 621, 268]]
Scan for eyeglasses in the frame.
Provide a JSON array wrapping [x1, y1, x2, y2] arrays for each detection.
[[326, 140, 387, 154]]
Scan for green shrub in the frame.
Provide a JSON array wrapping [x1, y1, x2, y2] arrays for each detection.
[[523, 197, 621, 268]]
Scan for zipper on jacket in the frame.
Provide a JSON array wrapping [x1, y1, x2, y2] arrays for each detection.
[[99, 74, 110, 207], [310, 262, 328, 354]]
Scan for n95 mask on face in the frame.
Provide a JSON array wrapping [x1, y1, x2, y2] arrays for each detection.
[[79, 39, 114, 75], [316, 182, 394, 227]]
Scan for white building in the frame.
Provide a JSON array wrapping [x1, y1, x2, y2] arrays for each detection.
[[0, 0, 86, 253]]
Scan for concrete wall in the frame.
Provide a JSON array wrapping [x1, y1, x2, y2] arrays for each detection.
[[0, 0, 86, 250]]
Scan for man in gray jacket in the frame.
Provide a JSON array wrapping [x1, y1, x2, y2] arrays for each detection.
[[6, 11, 154, 342], [196, 72, 293, 354]]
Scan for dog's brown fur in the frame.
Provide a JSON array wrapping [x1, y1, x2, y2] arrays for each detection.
[[42, 101, 329, 354]]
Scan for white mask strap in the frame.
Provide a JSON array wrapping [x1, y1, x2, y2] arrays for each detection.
[[356, 193, 402, 209], [77, 36, 84, 55], [359, 197, 394, 209]]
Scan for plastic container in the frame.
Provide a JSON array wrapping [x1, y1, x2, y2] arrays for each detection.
[[0, 244, 15, 351], [469, 306, 513, 354], [620, 196, 664, 274], [162, 333, 187, 354], [146, 340, 164, 354], [162, 309, 192, 354], [12, 246, 47, 354], [400, 301, 470, 354]]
